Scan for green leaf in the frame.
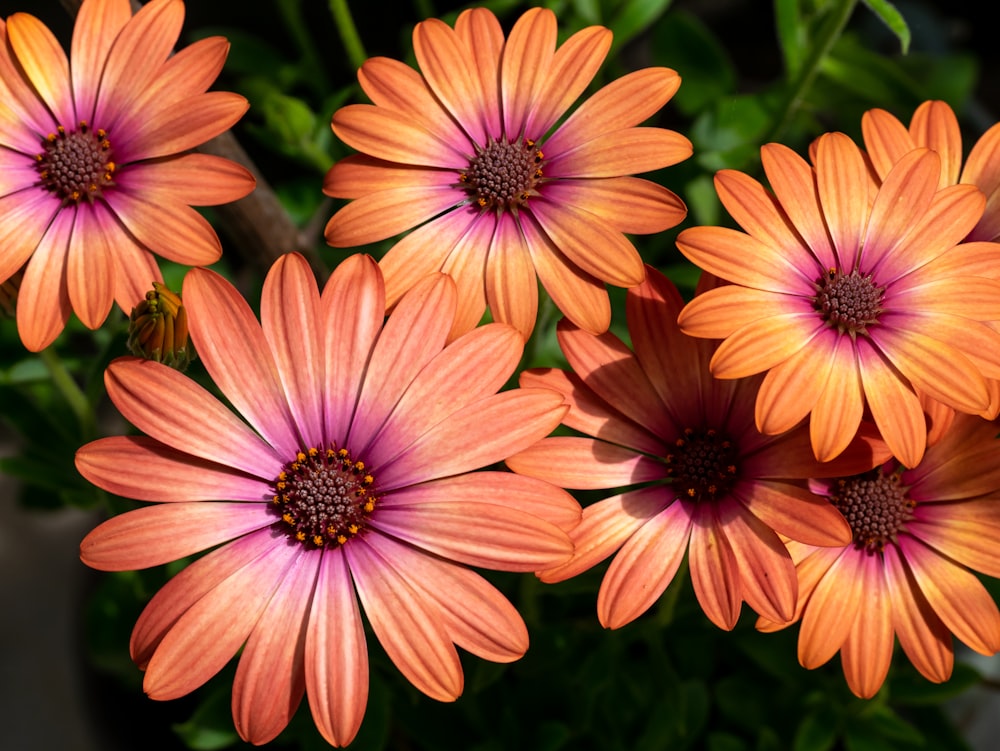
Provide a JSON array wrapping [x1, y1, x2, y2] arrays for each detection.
[[609, 0, 675, 52], [793, 706, 839, 751], [861, 0, 911, 54], [774, 0, 806, 78], [890, 661, 982, 705], [650, 11, 736, 116], [172, 682, 240, 750]]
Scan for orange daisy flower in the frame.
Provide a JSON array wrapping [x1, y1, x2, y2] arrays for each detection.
[[0, 0, 254, 351], [506, 267, 888, 631], [863, 100, 1000, 416], [758, 412, 1000, 699], [324, 7, 691, 340], [677, 132, 1000, 467], [77, 253, 578, 746], [862, 99, 1000, 242]]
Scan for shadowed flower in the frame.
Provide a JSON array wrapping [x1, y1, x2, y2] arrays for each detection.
[[757, 412, 1000, 699], [506, 267, 887, 631], [77, 253, 579, 747], [677, 132, 1000, 468], [0, 0, 254, 351], [324, 7, 691, 340]]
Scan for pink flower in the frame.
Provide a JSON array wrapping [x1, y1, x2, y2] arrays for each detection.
[[0, 0, 254, 350], [77, 252, 579, 746]]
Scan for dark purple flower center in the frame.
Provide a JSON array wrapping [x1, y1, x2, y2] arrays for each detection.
[[665, 427, 739, 502], [828, 469, 913, 553], [460, 136, 544, 211], [35, 122, 116, 204], [813, 267, 884, 337], [270, 446, 378, 548]]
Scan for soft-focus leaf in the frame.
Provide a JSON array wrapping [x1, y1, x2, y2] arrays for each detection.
[[861, 0, 911, 53]]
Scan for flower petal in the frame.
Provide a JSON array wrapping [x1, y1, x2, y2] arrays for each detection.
[[346, 538, 463, 701], [261, 253, 325, 448], [324, 186, 461, 247], [814, 133, 869, 269], [735, 479, 851, 547], [80, 502, 269, 571], [333, 104, 466, 168], [321, 254, 385, 445], [548, 128, 692, 178], [688, 501, 742, 630], [531, 199, 644, 286], [105, 190, 222, 266], [710, 311, 823, 380], [70, 0, 132, 123], [143, 542, 301, 701], [184, 267, 302, 459], [839, 552, 893, 698], [500, 7, 556, 139], [545, 67, 682, 154], [598, 499, 692, 628], [104, 357, 282, 478], [485, 214, 537, 340], [6, 12, 73, 128], [377, 388, 567, 490], [76, 435, 270, 503], [506, 436, 664, 490], [305, 549, 369, 748], [539, 486, 667, 583], [900, 535, 1000, 655], [883, 543, 953, 684], [856, 339, 926, 468], [797, 547, 863, 668], [67, 204, 116, 330], [544, 176, 686, 234], [233, 550, 318, 745], [16, 209, 73, 351], [119, 153, 255, 206]]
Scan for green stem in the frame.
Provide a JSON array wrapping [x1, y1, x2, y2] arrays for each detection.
[[328, 0, 368, 71], [278, 0, 331, 96], [652, 555, 688, 627], [39, 347, 96, 439], [764, 0, 859, 144]]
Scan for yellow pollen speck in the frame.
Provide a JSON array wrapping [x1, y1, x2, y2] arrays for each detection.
[[312, 535, 324, 546], [296, 531, 306, 541], [282, 512, 294, 524], [337, 534, 347, 544], [296, 451, 307, 462], [687, 488, 696, 497], [364, 500, 375, 512]]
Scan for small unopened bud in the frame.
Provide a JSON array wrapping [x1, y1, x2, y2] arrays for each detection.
[[127, 282, 195, 371]]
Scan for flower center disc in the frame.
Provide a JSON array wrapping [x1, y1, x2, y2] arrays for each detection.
[[829, 469, 914, 553], [813, 268, 884, 337], [460, 136, 543, 211], [270, 447, 378, 547], [36, 123, 116, 203], [665, 428, 739, 502]]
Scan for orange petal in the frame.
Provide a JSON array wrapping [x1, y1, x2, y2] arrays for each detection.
[[860, 107, 915, 182], [506, 436, 664, 490], [486, 214, 537, 339], [548, 127, 692, 178], [70, 0, 132, 122], [544, 176, 687, 234], [809, 333, 865, 462], [6, 12, 73, 126], [67, 204, 116, 330], [857, 339, 926, 468], [324, 186, 460, 247], [814, 132, 869, 268], [710, 310, 822, 380], [500, 7, 556, 138], [909, 100, 963, 187], [598, 500, 692, 628], [839, 552, 893, 698], [689, 502, 742, 630], [797, 547, 863, 668]]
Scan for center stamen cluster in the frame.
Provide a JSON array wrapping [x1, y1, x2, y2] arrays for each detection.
[[459, 136, 544, 211], [270, 446, 378, 548], [35, 122, 116, 204], [813, 267, 885, 338], [829, 469, 914, 553], [665, 427, 739, 502]]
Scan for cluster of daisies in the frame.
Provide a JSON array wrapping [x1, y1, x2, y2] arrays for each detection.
[[2, 0, 999, 747]]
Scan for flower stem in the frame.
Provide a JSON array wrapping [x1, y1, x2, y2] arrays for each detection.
[[328, 0, 368, 71], [764, 0, 859, 144], [39, 347, 96, 439]]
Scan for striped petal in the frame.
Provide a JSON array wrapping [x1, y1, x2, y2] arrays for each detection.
[[798, 547, 863, 668], [305, 550, 368, 748], [688, 501, 742, 630], [839, 552, 893, 698], [6, 12, 73, 127], [500, 7, 556, 139], [598, 499, 693, 629], [506, 436, 665, 490]]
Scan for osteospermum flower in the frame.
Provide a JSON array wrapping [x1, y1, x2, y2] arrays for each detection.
[[0, 0, 254, 350], [77, 253, 579, 747], [677, 132, 1000, 467], [757, 412, 1000, 698], [863, 100, 1000, 416], [324, 7, 691, 340], [506, 267, 888, 631], [862, 99, 1000, 242]]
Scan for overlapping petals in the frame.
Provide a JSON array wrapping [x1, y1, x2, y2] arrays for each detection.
[[678, 131, 1000, 466], [77, 252, 579, 747], [758, 413, 1000, 698], [324, 7, 691, 341], [507, 266, 888, 631], [0, 0, 254, 351]]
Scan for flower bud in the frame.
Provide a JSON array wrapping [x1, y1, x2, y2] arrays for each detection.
[[127, 283, 195, 371]]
